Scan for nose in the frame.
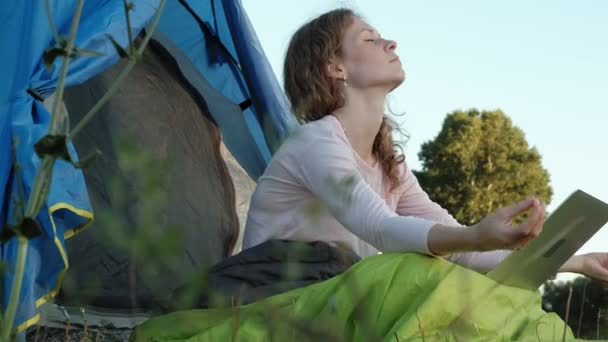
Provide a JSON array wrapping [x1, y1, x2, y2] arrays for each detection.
[[385, 39, 397, 52]]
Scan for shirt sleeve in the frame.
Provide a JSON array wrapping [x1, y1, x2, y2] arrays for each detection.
[[396, 163, 511, 273], [289, 133, 438, 255]]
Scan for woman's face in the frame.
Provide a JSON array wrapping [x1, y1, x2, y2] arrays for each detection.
[[337, 16, 405, 92]]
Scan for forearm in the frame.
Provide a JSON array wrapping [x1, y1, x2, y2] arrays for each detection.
[[446, 249, 512, 273], [427, 224, 516, 273], [558, 255, 583, 273], [428, 224, 584, 274], [427, 223, 479, 256]]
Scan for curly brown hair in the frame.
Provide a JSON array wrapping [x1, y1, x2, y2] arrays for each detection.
[[283, 8, 405, 192]]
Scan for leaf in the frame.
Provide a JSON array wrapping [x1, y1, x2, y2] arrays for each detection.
[[18, 217, 43, 240], [42, 47, 65, 71], [107, 34, 129, 58], [73, 47, 105, 58], [33, 134, 70, 161], [72, 149, 101, 169], [0, 225, 17, 243]]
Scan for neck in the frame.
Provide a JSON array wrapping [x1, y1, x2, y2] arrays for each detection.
[[333, 87, 386, 165]]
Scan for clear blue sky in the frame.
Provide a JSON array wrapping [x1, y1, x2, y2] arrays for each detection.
[[241, 1, 608, 270]]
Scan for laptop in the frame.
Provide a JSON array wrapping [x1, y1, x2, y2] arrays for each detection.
[[486, 189, 608, 290]]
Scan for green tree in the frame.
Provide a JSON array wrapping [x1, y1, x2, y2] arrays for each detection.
[[414, 109, 552, 225]]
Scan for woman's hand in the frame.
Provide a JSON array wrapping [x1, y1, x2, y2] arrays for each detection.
[[561, 253, 608, 287], [471, 197, 545, 252]]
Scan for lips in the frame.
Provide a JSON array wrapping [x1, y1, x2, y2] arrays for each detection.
[[389, 57, 400, 63]]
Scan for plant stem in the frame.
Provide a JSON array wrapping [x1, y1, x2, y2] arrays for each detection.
[[562, 286, 573, 342], [576, 281, 587, 337], [598, 309, 602, 340], [135, 0, 166, 57], [1, 1, 84, 338], [68, 0, 166, 140], [123, 0, 134, 54], [48, 0, 84, 135], [45, 0, 61, 44], [1, 236, 29, 341], [68, 62, 135, 140]]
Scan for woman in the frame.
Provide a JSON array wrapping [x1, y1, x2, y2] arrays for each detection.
[[135, 8, 607, 341], [243, 8, 607, 278]]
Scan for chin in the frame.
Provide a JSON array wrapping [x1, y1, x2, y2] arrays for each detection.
[[388, 75, 405, 92]]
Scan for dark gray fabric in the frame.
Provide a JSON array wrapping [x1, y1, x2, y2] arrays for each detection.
[[151, 31, 269, 181], [59, 40, 240, 311], [192, 240, 361, 308]]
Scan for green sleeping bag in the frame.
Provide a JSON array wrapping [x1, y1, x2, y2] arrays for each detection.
[[132, 253, 582, 341]]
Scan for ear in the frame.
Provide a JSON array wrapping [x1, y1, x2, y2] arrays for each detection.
[[325, 58, 347, 81]]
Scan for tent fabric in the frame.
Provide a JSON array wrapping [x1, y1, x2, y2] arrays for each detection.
[[58, 40, 242, 311], [133, 253, 581, 341], [219, 0, 299, 153], [1, 0, 296, 333], [0, 0, 160, 332], [149, 29, 269, 181], [153, 0, 297, 179], [157, 0, 298, 165]]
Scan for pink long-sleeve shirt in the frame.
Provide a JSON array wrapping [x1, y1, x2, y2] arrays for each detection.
[[243, 115, 509, 272]]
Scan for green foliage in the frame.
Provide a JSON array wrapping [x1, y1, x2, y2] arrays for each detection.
[[93, 137, 184, 275], [414, 109, 553, 225], [542, 277, 608, 339]]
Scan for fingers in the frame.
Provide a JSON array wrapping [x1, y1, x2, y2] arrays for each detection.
[[511, 232, 536, 250], [594, 266, 608, 282], [575, 255, 608, 283], [498, 197, 538, 220], [517, 201, 543, 235], [597, 253, 608, 268], [514, 234, 537, 250], [510, 201, 545, 250], [530, 203, 545, 236]]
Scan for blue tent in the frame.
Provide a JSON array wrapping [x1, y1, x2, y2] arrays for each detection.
[[0, 0, 296, 333]]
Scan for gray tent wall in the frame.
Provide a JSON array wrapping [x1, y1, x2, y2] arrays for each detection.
[[57, 39, 255, 311]]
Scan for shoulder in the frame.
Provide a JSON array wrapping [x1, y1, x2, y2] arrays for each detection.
[[263, 115, 356, 183], [276, 115, 349, 157]]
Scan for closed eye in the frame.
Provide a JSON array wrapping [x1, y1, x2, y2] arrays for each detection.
[[365, 35, 382, 43]]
